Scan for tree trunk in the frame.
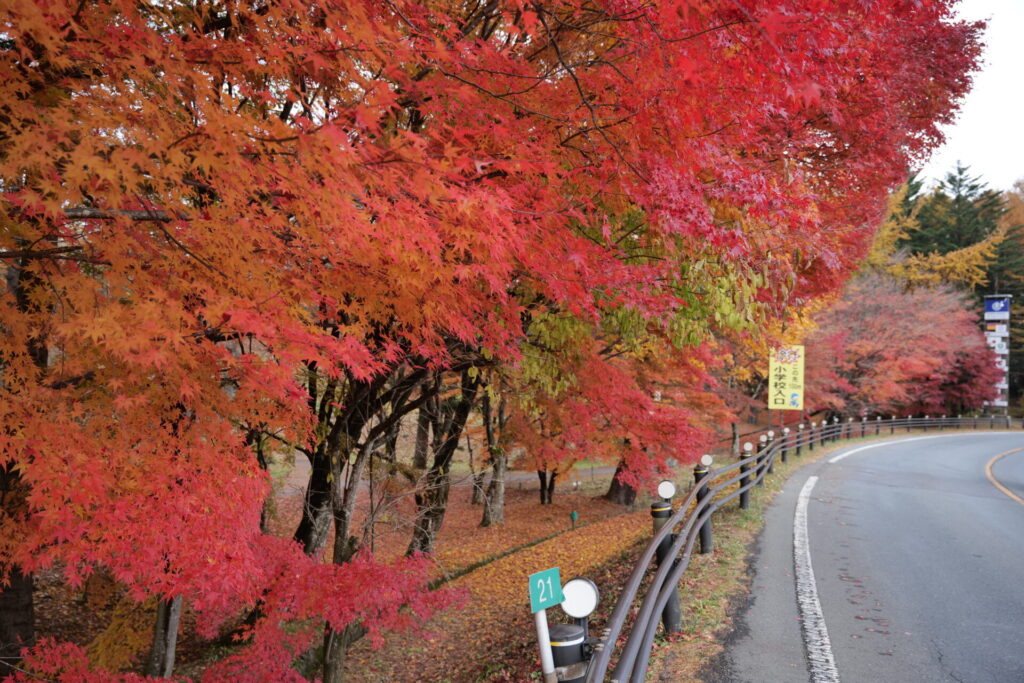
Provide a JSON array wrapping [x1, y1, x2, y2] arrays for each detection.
[[467, 433, 486, 505], [407, 468, 452, 555], [312, 369, 428, 683], [321, 434, 370, 683], [293, 449, 333, 554], [294, 372, 396, 557], [413, 402, 432, 470], [362, 417, 403, 553], [480, 450, 507, 526], [145, 595, 183, 678], [406, 369, 479, 555], [731, 422, 740, 458], [470, 470, 486, 505], [537, 470, 557, 504], [604, 461, 637, 505], [321, 622, 366, 683], [247, 429, 274, 534], [480, 391, 508, 526], [0, 567, 34, 677]]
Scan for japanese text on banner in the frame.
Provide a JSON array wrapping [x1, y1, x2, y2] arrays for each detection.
[[768, 345, 804, 411]]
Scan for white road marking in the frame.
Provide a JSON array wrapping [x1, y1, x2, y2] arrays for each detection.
[[827, 433, 969, 464], [795, 432, 1011, 681], [794, 475, 840, 683]]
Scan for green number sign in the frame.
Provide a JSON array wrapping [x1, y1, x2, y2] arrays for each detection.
[[529, 567, 564, 613]]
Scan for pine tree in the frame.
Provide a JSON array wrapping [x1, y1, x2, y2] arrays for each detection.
[[901, 163, 1006, 255]]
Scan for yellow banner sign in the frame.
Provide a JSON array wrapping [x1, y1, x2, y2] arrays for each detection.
[[768, 345, 804, 411]]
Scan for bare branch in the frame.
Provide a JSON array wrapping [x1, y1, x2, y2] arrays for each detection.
[[64, 207, 186, 222]]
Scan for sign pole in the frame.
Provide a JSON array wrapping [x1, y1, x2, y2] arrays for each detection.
[[983, 295, 1012, 415], [529, 567, 565, 683], [534, 609, 558, 683]]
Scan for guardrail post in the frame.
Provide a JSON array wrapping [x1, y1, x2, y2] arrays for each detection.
[[861, 416, 866, 438], [781, 427, 790, 462], [875, 415, 881, 435], [739, 442, 753, 509], [695, 455, 713, 554], [548, 623, 587, 683], [844, 416, 851, 439], [650, 496, 681, 633], [991, 414, 996, 430], [925, 415, 930, 432], [957, 414, 962, 429], [973, 414, 978, 429], [834, 417, 841, 442], [891, 415, 896, 434], [757, 435, 768, 484], [796, 424, 804, 456], [809, 422, 816, 451], [766, 431, 775, 473]]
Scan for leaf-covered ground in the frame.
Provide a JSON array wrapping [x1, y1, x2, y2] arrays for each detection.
[[33, 470, 642, 678], [342, 500, 651, 681], [268, 467, 628, 573]]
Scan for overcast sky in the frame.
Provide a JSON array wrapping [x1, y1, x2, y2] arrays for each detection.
[[915, 0, 1024, 192]]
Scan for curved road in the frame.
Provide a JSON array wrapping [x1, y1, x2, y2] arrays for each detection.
[[709, 432, 1024, 683]]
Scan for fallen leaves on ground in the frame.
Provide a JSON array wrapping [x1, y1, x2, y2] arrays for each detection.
[[343, 504, 651, 681]]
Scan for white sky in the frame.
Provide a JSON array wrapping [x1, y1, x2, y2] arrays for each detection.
[[916, 0, 1024, 192]]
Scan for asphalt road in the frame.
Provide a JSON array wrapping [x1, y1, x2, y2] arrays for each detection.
[[708, 432, 1024, 683]]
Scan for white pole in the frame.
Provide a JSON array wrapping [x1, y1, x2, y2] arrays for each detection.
[[534, 609, 558, 683]]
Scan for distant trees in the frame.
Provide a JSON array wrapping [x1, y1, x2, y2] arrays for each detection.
[[804, 274, 999, 416], [887, 165, 1024, 401]]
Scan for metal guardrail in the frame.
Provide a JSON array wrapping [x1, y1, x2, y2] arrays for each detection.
[[584, 414, 1019, 682]]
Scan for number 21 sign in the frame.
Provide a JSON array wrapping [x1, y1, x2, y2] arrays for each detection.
[[529, 567, 565, 613]]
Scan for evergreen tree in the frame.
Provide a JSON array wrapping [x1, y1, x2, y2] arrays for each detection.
[[900, 162, 1006, 255]]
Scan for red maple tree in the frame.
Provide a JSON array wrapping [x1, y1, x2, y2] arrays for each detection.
[[804, 274, 999, 416]]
